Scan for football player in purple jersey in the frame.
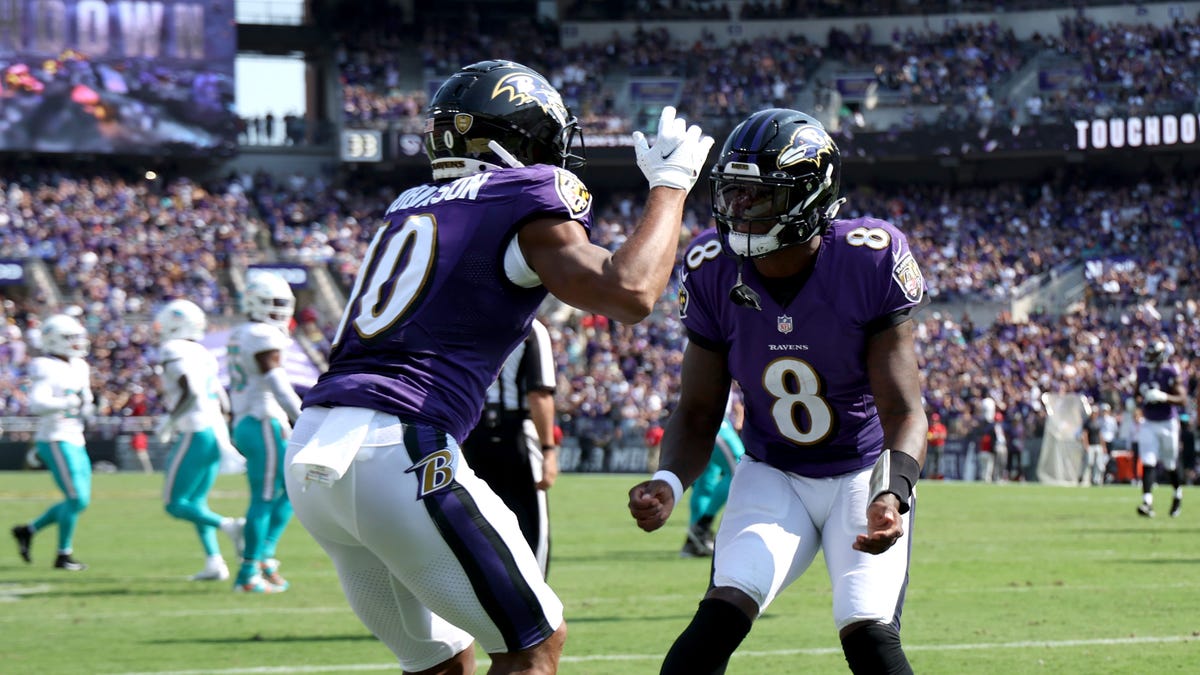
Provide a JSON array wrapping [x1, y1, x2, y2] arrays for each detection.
[[284, 60, 712, 675], [1135, 339, 1187, 518], [628, 108, 928, 674]]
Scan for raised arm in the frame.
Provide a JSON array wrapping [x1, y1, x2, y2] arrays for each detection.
[[520, 107, 713, 324]]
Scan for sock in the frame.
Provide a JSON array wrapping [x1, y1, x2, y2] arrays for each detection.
[[1175, 486, 1184, 500], [841, 623, 912, 675], [206, 554, 224, 565], [238, 560, 259, 582], [1142, 470, 1155, 502], [696, 514, 715, 531], [661, 598, 753, 675]]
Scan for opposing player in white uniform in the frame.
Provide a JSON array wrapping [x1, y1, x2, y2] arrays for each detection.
[[11, 314, 95, 571], [154, 299, 246, 581], [227, 272, 303, 593]]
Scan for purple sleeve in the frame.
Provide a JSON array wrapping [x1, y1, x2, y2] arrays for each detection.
[[678, 235, 726, 350], [873, 223, 926, 322], [511, 166, 594, 233]]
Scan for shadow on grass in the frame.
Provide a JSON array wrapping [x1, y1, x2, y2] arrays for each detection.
[[36, 586, 218, 598], [146, 634, 376, 645], [567, 612, 779, 625], [552, 550, 708, 563]]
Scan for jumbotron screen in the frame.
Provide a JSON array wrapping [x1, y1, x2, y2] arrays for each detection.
[[0, 0, 238, 156]]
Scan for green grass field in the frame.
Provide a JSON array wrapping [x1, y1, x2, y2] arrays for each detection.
[[2, 471, 1199, 674]]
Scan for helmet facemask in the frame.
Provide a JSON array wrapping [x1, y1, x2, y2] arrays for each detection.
[[244, 274, 295, 331], [1145, 340, 1170, 367], [42, 314, 89, 358], [713, 162, 842, 258], [711, 109, 842, 259]]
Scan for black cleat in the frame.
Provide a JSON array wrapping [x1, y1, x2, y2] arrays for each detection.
[[54, 553, 87, 571], [680, 524, 715, 558], [1170, 497, 1182, 518], [11, 525, 31, 563], [1137, 503, 1156, 518]]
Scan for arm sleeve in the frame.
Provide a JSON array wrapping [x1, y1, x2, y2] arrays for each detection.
[[265, 366, 303, 422]]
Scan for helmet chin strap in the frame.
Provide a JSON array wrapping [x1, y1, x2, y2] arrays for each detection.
[[728, 257, 763, 311], [488, 140, 525, 168]]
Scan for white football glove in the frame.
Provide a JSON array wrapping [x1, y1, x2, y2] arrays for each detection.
[[61, 392, 83, 415], [154, 417, 175, 444], [1144, 388, 1169, 404], [632, 106, 715, 192]]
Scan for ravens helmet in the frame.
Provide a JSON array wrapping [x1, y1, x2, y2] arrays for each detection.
[[710, 108, 843, 258], [425, 60, 584, 180], [1144, 339, 1171, 367]]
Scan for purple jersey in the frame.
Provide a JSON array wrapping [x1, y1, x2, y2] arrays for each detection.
[[679, 218, 925, 478], [1137, 363, 1181, 422], [304, 165, 593, 442]]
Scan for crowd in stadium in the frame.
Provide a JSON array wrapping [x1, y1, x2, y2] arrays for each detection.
[[562, 0, 1141, 22], [1, 166, 1197, 464], [335, 12, 1200, 136], [1, 5, 1198, 479]]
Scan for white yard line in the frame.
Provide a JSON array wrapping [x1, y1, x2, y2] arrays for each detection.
[[111, 634, 1200, 674]]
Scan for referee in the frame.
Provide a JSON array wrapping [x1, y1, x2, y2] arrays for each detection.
[[462, 318, 559, 577]]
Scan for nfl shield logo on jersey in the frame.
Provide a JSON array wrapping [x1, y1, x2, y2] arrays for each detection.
[[777, 314, 793, 334]]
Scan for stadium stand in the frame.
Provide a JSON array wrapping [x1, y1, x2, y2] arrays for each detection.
[[0, 0, 1197, 482]]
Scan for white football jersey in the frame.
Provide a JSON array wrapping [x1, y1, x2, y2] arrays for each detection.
[[227, 321, 291, 425], [159, 338, 226, 433], [29, 355, 92, 444]]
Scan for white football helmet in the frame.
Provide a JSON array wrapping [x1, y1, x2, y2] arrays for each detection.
[[244, 271, 295, 330], [155, 299, 207, 342], [41, 314, 89, 358]]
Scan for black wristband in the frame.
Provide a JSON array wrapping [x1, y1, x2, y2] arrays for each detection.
[[541, 443, 559, 451], [868, 449, 921, 514]]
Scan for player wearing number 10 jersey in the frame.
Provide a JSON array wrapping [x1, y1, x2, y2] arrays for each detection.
[[286, 60, 713, 674], [628, 108, 929, 674]]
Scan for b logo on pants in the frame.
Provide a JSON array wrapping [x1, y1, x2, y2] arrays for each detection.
[[407, 449, 456, 498]]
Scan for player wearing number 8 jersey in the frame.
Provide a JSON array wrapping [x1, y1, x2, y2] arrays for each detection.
[[287, 60, 713, 674], [628, 108, 929, 674]]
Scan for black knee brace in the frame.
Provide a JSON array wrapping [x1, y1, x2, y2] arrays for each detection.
[[660, 598, 752, 675], [841, 622, 913, 675]]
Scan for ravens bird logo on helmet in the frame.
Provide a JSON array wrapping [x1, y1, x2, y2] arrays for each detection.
[[425, 60, 585, 180], [778, 125, 836, 169], [490, 73, 570, 128]]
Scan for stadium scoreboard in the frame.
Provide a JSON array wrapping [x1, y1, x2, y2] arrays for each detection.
[[341, 129, 383, 162]]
